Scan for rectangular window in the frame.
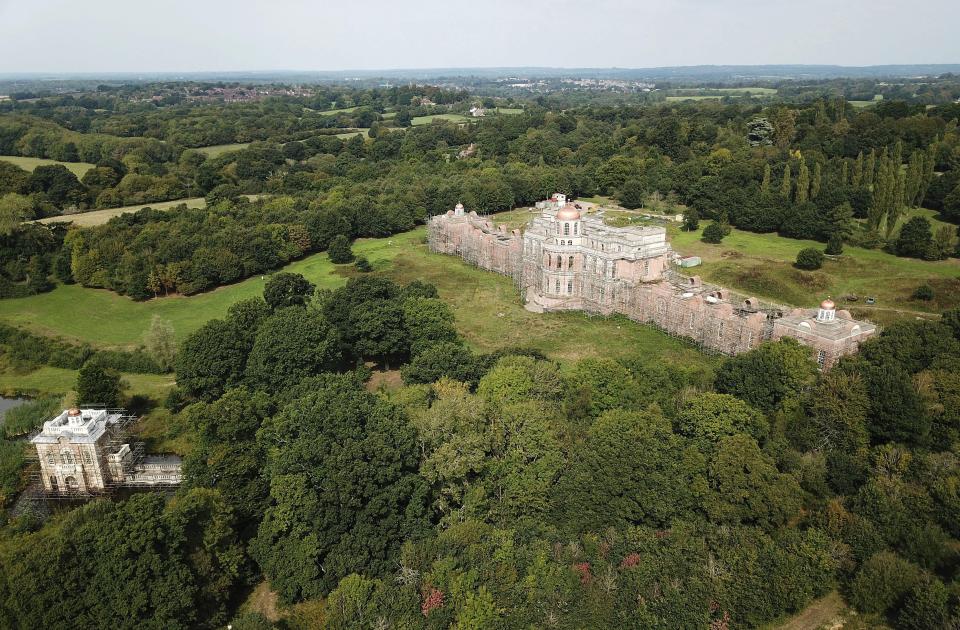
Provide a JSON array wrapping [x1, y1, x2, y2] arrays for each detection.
[[563, 223, 570, 236], [555, 279, 560, 294], [567, 279, 573, 294], [817, 349, 826, 369], [83, 451, 93, 464]]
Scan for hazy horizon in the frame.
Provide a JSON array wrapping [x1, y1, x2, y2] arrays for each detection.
[[1, 0, 958, 74]]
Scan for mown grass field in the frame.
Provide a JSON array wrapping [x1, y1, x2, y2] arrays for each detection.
[[668, 222, 960, 323], [35, 197, 207, 226], [0, 230, 418, 347], [0, 225, 714, 376], [0, 155, 95, 177], [411, 113, 474, 126], [0, 366, 175, 400], [195, 143, 250, 157]]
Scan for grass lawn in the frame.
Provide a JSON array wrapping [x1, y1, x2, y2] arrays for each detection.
[[669, 224, 960, 322], [0, 366, 175, 400], [411, 113, 474, 126], [0, 230, 418, 348], [35, 197, 207, 227], [0, 155, 95, 177], [0, 225, 714, 374], [665, 95, 726, 102], [334, 129, 368, 139], [195, 143, 250, 157], [495, 107, 524, 114]]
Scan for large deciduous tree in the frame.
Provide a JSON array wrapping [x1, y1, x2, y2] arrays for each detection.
[[252, 380, 430, 602]]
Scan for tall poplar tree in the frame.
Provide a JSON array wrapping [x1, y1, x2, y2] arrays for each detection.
[[852, 151, 864, 187], [780, 163, 792, 198], [796, 158, 810, 203], [811, 162, 822, 199], [864, 150, 876, 188], [761, 163, 772, 195]]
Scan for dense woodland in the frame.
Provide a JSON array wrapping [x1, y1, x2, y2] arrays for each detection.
[[1, 80, 960, 628], [2, 80, 960, 299]]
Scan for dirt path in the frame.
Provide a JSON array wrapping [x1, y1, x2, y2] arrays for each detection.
[[775, 591, 847, 630]]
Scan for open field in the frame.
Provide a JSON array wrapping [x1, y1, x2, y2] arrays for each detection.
[[0, 366, 175, 400], [35, 197, 207, 226], [33, 194, 263, 227], [411, 113, 474, 125], [669, 222, 960, 322], [0, 230, 418, 348], [0, 226, 714, 373], [0, 155, 95, 177], [334, 129, 368, 138], [195, 143, 249, 157], [496, 107, 525, 114]]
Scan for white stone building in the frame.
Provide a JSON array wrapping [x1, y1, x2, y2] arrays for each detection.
[[31, 408, 182, 494]]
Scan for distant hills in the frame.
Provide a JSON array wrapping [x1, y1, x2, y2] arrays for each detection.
[[2, 64, 960, 83]]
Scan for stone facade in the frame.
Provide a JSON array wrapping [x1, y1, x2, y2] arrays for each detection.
[[428, 197, 876, 368], [31, 408, 182, 494]]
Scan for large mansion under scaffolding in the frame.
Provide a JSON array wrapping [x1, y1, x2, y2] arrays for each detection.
[[428, 195, 876, 369]]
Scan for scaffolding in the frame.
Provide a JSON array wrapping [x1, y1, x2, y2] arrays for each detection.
[[18, 407, 180, 511]]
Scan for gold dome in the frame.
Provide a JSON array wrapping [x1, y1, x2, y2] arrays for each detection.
[[820, 298, 835, 310]]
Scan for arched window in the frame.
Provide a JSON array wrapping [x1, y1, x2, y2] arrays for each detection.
[[556, 257, 562, 269], [547, 254, 552, 268], [568, 256, 574, 268], [563, 223, 570, 235]]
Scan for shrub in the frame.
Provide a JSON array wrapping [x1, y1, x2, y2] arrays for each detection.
[[354, 256, 372, 272], [825, 234, 844, 255], [682, 209, 700, 232], [912, 284, 934, 301], [795, 247, 824, 270], [701, 221, 726, 243], [328, 234, 354, 264]]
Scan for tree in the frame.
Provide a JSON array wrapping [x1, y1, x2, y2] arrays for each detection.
[[702, 221, 726, 243], [25, 164, 85, 207], [182, 388, 274, 536], [682, 208, 700, 231], [795, 247, 824, 270], [354, 256, 371, 272], [704, 434, 803, 530], [327, 234, 354, 264], [263, 272, 315, 310], [400, 342, 480, 386], [143, 315, 176, 372], [252, 381, 430, 601], [848, 551, 922, 615], [75, 362, 123, 407], [0, 193, 33, 235], [714, 339, 816, 412], [245, 307, 341, 391], [555, 408, 704, 531], [564, 357, 643, 419], [402, 297, 459, 357], [675, 392, 768, 447], [780, 163, 792, 198], [825, 234, 844, 255], [176, 319, 250, 400], [897, 575, 950, 630], [618, 179, 646, 209], [894, 216, 933, 259]]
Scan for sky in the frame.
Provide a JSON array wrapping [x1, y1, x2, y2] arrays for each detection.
[[0, 0, 958, 74]]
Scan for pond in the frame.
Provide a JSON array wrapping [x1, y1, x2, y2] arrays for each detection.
[[0, 396, 28, 427]]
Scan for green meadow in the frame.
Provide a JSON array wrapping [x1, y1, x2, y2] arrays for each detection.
[[0, 155, 95, 177]]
